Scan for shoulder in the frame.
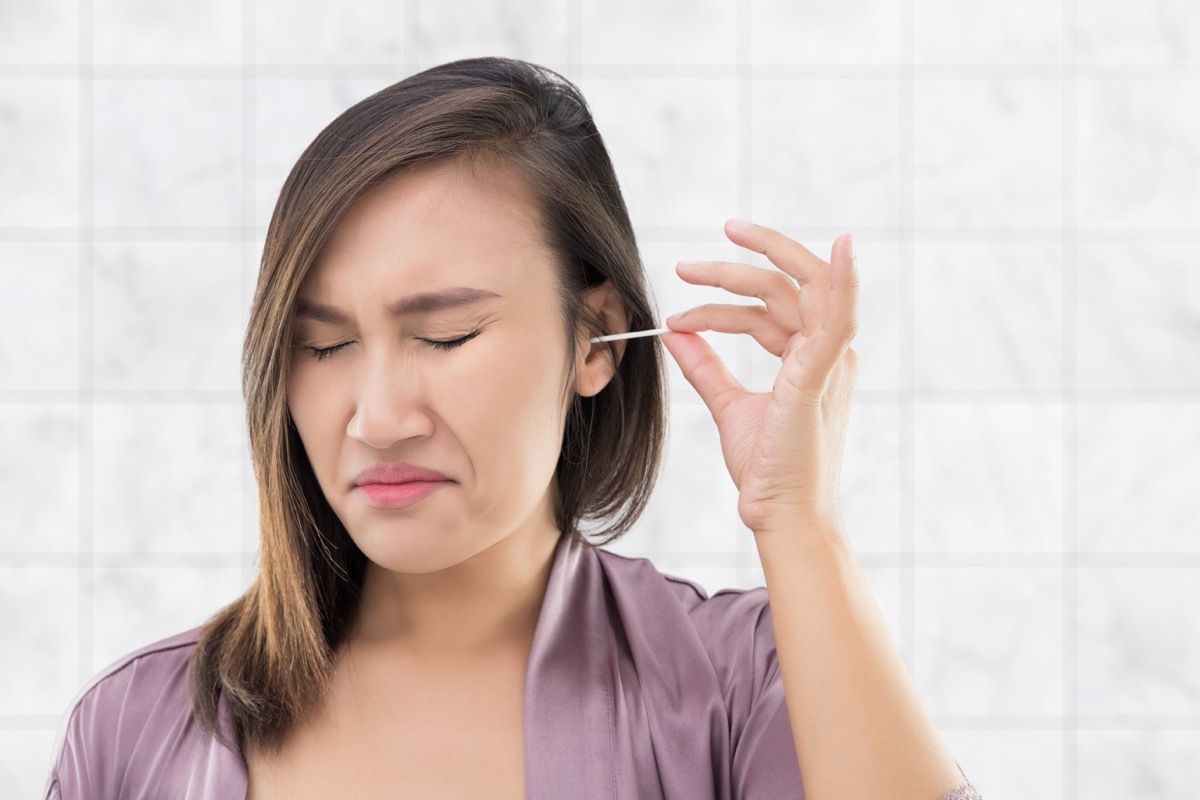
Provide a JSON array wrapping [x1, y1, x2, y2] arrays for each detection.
[[593, 547, 778, 695], [594, 545, 774, 629], [45, 626, 205, 798], [66, 626, 202, 723]]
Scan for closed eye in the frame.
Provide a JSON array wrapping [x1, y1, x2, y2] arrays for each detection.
[[422, 329, 483, 352], [298, 329, 483, 361]]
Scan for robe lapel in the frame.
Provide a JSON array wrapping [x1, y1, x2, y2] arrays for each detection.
[[523, 530, 619, 799]]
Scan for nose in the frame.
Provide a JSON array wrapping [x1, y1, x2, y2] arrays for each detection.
[[346, 353, 435, 448]]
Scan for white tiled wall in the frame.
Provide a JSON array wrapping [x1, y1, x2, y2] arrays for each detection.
[[3, 2, 1199, 798]]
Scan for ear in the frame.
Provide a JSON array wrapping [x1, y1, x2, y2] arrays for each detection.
[[573, 280, 630, 398]]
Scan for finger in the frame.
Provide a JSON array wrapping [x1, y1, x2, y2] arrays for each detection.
[[789, 233, 859, 386], [660, 330, 748, 418], [666, 302, 793, 357], [674, 260, 805, 333], [722, 218, 832, 290], [823, 233, 859, 342]]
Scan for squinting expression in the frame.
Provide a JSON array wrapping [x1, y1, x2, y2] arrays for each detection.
[[285, 161, 604, 575]]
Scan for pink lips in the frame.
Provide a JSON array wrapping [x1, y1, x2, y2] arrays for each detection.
[[354, 461, 452, 510]]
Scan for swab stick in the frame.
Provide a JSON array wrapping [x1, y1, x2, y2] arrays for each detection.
[[589, 327, 672, 343]]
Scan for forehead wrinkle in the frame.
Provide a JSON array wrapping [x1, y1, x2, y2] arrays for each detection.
[[294, 287, 502, 325]]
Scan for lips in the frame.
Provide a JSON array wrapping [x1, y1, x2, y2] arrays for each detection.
[[354, 461, 451, 487]]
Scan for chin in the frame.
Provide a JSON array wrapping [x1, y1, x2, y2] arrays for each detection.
[[350, 521, 492, 576]]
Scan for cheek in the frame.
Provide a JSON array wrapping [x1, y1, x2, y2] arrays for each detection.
[[285, 365, 340, 458], [445, 336, 567, 457]]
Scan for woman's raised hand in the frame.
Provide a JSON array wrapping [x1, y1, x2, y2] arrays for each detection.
[[660, 218, 860, 538]]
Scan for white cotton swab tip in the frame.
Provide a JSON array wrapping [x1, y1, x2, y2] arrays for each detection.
[[590, 327, 672, 343]]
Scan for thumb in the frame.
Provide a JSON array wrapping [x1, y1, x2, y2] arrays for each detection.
[[660, 330, 745, 418]]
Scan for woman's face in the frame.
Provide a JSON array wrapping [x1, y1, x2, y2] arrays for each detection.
[[285, 161, 618, 575]]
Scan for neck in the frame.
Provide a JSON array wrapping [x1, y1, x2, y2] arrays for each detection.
[[349, 521, 563, 658]]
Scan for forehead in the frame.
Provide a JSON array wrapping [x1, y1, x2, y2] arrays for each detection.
[[302, 161, 553, 296]]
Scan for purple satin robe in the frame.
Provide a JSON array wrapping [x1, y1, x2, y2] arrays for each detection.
[[45, 529, 982, 799]]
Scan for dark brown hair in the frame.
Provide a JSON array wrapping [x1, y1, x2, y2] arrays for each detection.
[[188, 56, 667, 753]]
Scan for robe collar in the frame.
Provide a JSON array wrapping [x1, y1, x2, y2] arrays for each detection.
[[211, 529, 619, 799]]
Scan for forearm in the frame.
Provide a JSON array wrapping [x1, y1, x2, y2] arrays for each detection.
[[753, 523, 967, 800]]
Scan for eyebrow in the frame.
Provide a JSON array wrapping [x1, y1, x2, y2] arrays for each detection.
[[294, 287, 502, 324]]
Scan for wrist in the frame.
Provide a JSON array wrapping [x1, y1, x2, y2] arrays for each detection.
[[751, 514, 852, 557]]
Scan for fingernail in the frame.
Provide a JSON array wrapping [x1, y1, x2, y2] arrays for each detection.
[[727, 217, 751, 230], [847, 233, 856, 261], [665, 312, 681, 325]]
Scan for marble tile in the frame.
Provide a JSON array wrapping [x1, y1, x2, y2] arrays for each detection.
[[1077, 1, 1200, 65], [581, 0, 736, 65], [1076, 241, 1200, 392], [749, 0, 902, 65], [93, 78, 242, 229], [257, 0, 407, 65], [913, 239, 1065, 392], [0, 566, 80, 716], [577, 76, 738, 229], [0, 79, 80, 228], [254, 76, 398, 229], [0, 242, 80, 391], [91, 564, 249, 673], [914, 78, 1064, 228], [915, 566, 1064, 716], [1077, 566, 1200, 715], [914, 0, 1063, 64], [914, 404, 1064, 554], [5, 11, 1200, 800], [0, 0, 79, 64], [1076, 404, 1200, 554], [421, 2, 569, 67], [94, 0, 242, 65], [91, 240, 244, 392], [623, 403, 741, 556], [939, 728, 1062, 800], [0, 731, 58, 800], [0, 406, 80, 554], [751, 78, 902, 229], [839, 403, 904, 556], [1077, 729, 1200, 799], [1077, 78, 1200, 228], [92, 403, 246, 554]]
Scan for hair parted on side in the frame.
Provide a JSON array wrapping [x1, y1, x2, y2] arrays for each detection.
[[188, 56, 668, 753]]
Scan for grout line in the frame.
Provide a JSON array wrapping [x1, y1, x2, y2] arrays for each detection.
[[898, 0, 916, 676], [734, 0, 754, 588], [8, 225, 1200, 242], [935, 715, 1200, 730], [77, 0, 95, 688], [0, 553, 259, 567], [1062, 1, 1079, 798], [240, 0, 258, 586], [5, 63, 1200, 80]]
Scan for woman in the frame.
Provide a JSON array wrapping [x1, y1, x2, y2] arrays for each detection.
[[45, 56, 981, 799]]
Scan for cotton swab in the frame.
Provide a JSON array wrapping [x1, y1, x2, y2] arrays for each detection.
[[590, 327, 672, 343]]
